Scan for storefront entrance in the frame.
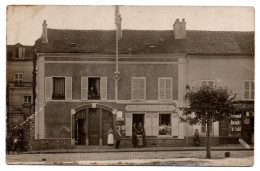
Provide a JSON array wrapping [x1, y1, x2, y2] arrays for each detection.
[[73, 104, 114, 146], [133, 114, 144, 126]]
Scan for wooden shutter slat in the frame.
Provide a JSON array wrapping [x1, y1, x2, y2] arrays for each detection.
[[65, 77, 72, 100], [166, 78, 172, 100], [171, 114, 179, 136], [132, 78, 140, 100], [45, 77, 52, 100], [159, 78, 166, 100], [81, 77, 88, 100], [125, 113, 132, 137], [144, 113, 152, 136], [100, 77, 107, 100], [152, 113, 159, 136], [244, 81, 250, 99], [251, 81, 254, 99], [139, 78, 145, 100]]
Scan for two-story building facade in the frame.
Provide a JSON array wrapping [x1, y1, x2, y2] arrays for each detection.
[[6, 43, 34, 149], [30, 19, 254, 150]]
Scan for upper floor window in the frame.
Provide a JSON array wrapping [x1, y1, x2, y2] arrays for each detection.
[[132, 77, 146, 100], [14, 73, 23, 82], [24, 96, 31, 103], [201, 80, 215, 87], [52, 77, 65, 100], [13, 47, 25, 59], [88, 77, 101, 100], [244, 80, 254, 100], [158, 77, 172, 100]]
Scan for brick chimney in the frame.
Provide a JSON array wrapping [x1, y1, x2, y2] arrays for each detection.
[[173, 18, 186, 39], [41, 20, 48, 43]]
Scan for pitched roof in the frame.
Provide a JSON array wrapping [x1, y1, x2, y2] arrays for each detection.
[[35, 28, 254, 55], [6, 43, 34, 61]]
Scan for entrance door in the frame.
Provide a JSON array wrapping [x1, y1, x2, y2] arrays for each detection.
[[88, 108, 99, 145], [102, 109, 113, 145], [133, 114, 144, 127], [77, 119, 86, 145]]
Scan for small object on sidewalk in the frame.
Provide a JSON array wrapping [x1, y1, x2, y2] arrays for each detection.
[[225, 152, 230, 157], [42, 158, 47, 161]]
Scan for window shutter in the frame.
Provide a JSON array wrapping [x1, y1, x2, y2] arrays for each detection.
[[244, 81, 250, 99], [22, 47, 25, 59], [166, 78, 172, 100], [81, 77, 88, 100], [152, 113, 159, 136], [18, 47, 23, 59], [65, 77, 72, 100], [171, 113, 179, 136], [45, 77, 52, 100], [139, 78, 145, 100], [251, 81, 254, 99], [132, 78, 140, 100], [100, 77, 107, 100], [159, 78, 166, 100], [144, 113, 152, 136], [125, 113, 132, 137]]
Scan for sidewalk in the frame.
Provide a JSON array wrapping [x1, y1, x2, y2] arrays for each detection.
[[23, 144, 254, 154]]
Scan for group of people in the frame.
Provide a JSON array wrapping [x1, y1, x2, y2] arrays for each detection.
[[106, 122, 146, 149], [107, 126, 121, 149], [132, 122, 146, 148]]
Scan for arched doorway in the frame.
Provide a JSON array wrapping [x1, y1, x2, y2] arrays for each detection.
[[72, 104, 115, 146]]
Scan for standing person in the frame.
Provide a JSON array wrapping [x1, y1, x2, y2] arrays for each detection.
[[194, 129, 200, 147], [136, 122, 144, 148], [114, 126, 121, 149], [13, 136, 18, 155], [132, 123, 137, 148], [107, 126, 114, 146]]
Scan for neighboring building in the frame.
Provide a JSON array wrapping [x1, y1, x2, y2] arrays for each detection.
[[6, 43, 34, 149], [30, 19, 254, 150]]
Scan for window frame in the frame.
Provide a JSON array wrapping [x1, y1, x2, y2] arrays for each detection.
[[14, 73, 23, 82], [52, 76, 66, 100], [201, 120, 213, 135], [158, 77, 173, 101], [201, 80, 215, 87], [158, 113, 172, 137], [244, 80, 254, 100], [87, 76, 101, 100], [131, 77, 146, 101], [24, 96, 32, 104]]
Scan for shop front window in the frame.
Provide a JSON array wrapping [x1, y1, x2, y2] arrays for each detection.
[[159, 114, 171, 135]]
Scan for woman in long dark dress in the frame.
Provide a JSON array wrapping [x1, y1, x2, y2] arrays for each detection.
[[132, 123, 137, 148]]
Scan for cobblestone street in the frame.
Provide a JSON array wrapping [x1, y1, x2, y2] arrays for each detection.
[[6, 150, 254, 166]]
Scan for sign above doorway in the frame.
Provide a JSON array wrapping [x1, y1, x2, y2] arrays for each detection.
[[125, 105, 176, 112]]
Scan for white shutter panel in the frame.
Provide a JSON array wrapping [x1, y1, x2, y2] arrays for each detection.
[[125, 113, 132, 137], [166, 78, 172, 100], [171, 113, 179, 136], [100, 77, 107, 100], [45, 77, 52, 100], [208, 81, 214, 87], [18, 47, 23, 59], [144, 113, 152, 136], [81, 77, 88, 100], [152, 113, 159, 136], [132, 78, 139, 100], [139, 78, 145, 100], [251, 81, 254, 99], [65, 77, 72, 100], [159, 78, 166, 100]]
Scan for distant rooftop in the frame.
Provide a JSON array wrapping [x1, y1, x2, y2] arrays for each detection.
[[6, 43, 34, 61]]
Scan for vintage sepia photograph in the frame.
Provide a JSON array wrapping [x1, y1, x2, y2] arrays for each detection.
[[5, 5, 254, 166]]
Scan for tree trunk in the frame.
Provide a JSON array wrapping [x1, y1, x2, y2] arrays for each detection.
[[206, 118, 211, 158]]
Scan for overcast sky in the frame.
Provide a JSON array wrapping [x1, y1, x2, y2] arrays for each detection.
[[6, 6, 254, 45]]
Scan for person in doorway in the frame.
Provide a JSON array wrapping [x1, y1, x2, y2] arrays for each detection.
[[107, 126, 114, 146], [114, 126, 121, 149], [136, 122, 145, 148], [13, 136, 19, 155], [132, 123, 137, 148], [194, 129, 200, 147]]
